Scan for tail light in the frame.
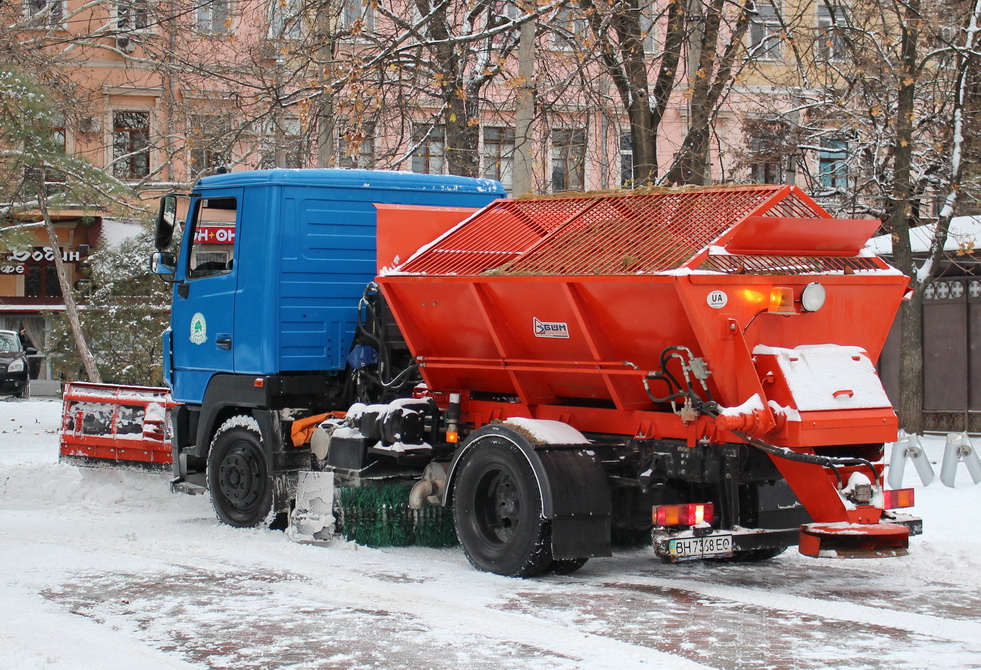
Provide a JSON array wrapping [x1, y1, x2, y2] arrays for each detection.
[[882, 488, 915, 509], [652, 502, 715, 527]]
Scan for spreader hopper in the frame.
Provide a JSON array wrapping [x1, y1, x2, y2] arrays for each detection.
[[378, 185, 918, 558]]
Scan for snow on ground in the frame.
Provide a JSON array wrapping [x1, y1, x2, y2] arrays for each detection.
[[1, 398, 981, 669]]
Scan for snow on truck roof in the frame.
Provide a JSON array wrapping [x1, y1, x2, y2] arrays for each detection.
[[391, 184, 893, 277], [194, 168, 506, 195]]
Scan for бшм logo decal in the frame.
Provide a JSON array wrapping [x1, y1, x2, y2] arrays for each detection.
[[533, 317, 569, 339]]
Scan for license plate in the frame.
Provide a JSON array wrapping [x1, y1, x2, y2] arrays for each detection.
[[668, 534, 733, 560]]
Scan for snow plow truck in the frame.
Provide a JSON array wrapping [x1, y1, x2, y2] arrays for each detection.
[[140, 168, 919, 577]]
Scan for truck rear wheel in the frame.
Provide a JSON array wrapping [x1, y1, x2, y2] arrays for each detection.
[[207, 415, 274, 528], [452, 439, 554, 577]]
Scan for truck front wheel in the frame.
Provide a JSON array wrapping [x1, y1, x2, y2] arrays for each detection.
[[207, 415, 274, 528], [452, 439, 554, 577]]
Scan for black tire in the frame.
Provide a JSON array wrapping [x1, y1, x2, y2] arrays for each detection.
[[207, 416, 274, 528], [15, 381, 29, 399], [452, 438, 554, 577]]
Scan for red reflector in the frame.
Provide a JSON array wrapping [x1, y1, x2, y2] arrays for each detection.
[[652, 502, 715, 527], [446, 431, 459, 443], [254, 378, 265, 388], [882, 488, 915, 509]]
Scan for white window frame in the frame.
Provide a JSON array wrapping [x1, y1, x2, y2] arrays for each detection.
[[340, 0, 375, 35], [268, 0, 303, 41], [551, 6, 587, 50], [338, 123, 375, 169], [550, 127, 586, 192], [482, 126, 515, 192], [25, 0, 64, 27], [197, 0, 232, 36], [111, 109, 152, 181], [411, 124, 446, 175], [815, 3, 849, 61], [749, 0, 782, 61], [116, 0, 151, 32]]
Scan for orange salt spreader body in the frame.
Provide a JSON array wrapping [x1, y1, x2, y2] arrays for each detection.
[[376, 185, 919, 559]]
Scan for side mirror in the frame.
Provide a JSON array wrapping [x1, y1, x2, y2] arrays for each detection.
[[155, 195, 179, 250], [151, 251, 179, 282], [24, 347, 37, 356]]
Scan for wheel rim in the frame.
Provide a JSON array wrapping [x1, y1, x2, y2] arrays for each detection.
[[216, 441, 263, 511], [472, 465, 522, 547]]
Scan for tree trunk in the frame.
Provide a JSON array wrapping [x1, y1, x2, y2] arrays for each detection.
[[890, 0, 922, 431], [512, 5, 536, 195], [665, 0, 749, 185], [35, 178, 102, 384], [897, 295, 924, 434]]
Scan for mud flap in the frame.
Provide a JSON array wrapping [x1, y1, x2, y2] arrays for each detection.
[[537, 449, 613, 560]]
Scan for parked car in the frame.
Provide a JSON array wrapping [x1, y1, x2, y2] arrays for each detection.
[[0, 330, 35, 399]]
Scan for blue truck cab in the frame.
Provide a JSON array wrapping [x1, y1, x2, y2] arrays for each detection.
[[153, 169, 504, 523]]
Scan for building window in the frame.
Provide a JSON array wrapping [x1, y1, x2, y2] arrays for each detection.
[[117, 0, 150, 31], [818, 138, 847, 189], [340, 0, 374, 34], [25, 264, 62, 298], [25, 0, 63, 25], [750, 0, 782, 60], [482, 127, 514, 192], [189, 115, 230, 176], [552, 6, 586, 50], [620, 132, 634, 187], [112, 111, 150, 180], [551, 128, 586, 192], [816, 3, 848, 61], [338, 125, 374, 169], [259, 118, 307, 168], [197, 0, 231, 35], [411, 125, 445, 175], [745, 120, 795, 184], [269, 0, 303, 40], [281, 118, 306, 168]]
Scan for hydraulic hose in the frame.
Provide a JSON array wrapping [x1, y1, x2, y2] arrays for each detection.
[[701, 402, 879, 489]]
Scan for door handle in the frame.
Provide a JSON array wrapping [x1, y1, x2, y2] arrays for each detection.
[[216, 334, 232, 350]]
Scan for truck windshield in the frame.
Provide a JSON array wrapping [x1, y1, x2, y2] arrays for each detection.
[[187, 196, 237, 279]]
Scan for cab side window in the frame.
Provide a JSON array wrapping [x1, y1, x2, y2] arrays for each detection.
[[187, 197, 237, 279]]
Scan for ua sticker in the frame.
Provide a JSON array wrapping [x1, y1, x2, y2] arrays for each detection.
[[706, 290, 728, 309], [190, 312, 208, 345]]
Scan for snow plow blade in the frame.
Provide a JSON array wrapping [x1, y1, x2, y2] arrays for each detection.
[[798, 522, 910, 558], [59, 382, 177, 470]]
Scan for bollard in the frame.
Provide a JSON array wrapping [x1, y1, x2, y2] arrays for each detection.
[[939, 432, 981, 488], [887, 431, 936, 489]]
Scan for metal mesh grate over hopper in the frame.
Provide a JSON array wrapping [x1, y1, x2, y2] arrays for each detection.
[[395, 185, 847, 277]]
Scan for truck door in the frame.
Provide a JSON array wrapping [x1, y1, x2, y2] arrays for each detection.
[[170, 191, 241, 404]]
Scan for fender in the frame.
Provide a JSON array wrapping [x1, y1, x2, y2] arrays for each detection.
[[447, 422, 613, 559]]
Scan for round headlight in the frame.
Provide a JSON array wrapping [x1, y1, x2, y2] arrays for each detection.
[[7, 358, 24, 373], [801, 282, 827, 312]]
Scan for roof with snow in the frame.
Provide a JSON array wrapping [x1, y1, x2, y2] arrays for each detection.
[[98, 219, 145, 250], [866, 216, 981, 256]]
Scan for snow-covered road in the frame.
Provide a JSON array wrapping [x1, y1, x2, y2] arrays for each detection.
[[2, 399, 980, 669]]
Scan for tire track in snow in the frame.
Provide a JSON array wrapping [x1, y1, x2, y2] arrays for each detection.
[[11, 521, 710, 670], [597, 575, 981, 644]]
